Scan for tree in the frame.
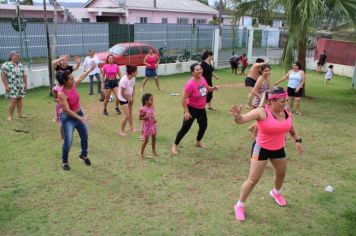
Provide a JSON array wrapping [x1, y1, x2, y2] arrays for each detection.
[[197, 0, 209, 5], [231, 0, 356, 71]]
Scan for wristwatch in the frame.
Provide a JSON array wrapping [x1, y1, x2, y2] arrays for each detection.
[[295, 138, 302, 143]]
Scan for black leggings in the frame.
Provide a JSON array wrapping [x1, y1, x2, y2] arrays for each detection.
[[206, 92, 213, 103], [174, 106, 208, 145]]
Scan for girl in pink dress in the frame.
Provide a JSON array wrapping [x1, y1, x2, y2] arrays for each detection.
[[139, 93, 158, 159], [52, 84, 64, 139]]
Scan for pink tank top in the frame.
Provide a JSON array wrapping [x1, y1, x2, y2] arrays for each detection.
[[146, 54, 157, 69], [58, 84, 80, 112], [256, 105, 292, 150]]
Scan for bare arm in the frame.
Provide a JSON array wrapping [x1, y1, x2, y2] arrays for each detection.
[[296, 70, 306, 91], [51, 55, 67, 68], [156, 55, 160, 67], [275, 71, 290, 85], [289, 126, 304, 155], [58, 93, 87, 122], [74, 63, 95, 85], [1, 72, 9, 92], [23, 73, 27, 90], [143, 55, 150, 67], [252, 76, 264, 98], [72, 56, 81, 71], [181, 91, 192, 120], [212, 72, 220, 80], [117, 69, 122, 79], [230, 105, 265, 124], [121, 87, 130, 101], [208, 85, 219, 92]]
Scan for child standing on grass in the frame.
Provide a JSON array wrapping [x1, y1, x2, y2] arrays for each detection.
[[325, 65, 334, 84], [52, 84, 64, 139], [139, 93, 158, 159]]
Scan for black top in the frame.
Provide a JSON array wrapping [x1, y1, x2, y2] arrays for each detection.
[[55, 65, 74, 73], [319, 53, 327, 64], [201, 60, 214, 86]]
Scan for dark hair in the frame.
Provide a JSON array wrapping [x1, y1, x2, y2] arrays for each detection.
[[329, 64, 333, 69], [88, 49, 94, 53], [255, 58, 265, 63], [261, 64, 271, 72], [126, 64, 137, 75], [294, 62, 302, 70], [55, 70, 71, 85], [259, 86, 286, 107], [242, 53, 246, 57], [141, 93, 153, 106], [190, 63, 200, 72], [201, 50, 213, 60], [106, 54, 115, 64]]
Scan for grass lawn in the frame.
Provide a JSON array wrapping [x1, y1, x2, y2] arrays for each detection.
[[0, 66, 356, 235]]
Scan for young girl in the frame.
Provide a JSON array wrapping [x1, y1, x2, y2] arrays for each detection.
[[52, 84, 64, 139], [325, 64, 334, 84], [139, 93, 158, 159], [118, 65, 137, 136]]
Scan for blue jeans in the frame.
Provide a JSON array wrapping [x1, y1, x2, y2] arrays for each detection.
[[89, 73, 102, 94], [60, 110, 88, 164]]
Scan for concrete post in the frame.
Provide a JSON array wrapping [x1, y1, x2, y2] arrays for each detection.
[[247, 28, 254, 61], [213, 28, 220, 68]]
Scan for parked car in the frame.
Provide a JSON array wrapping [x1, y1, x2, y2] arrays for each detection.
[[95, 42, 159, 67]]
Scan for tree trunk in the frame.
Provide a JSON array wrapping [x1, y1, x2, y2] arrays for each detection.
[[298, 36, 307, 96], [43, 0, 53, 96], [51, 1, 58, 87]]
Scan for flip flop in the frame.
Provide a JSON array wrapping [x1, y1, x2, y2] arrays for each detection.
[[14, 128, 29, 133]]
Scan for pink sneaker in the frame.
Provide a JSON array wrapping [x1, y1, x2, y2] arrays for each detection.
[[270, 190, 287, 207], [234, 204, 245, 222]]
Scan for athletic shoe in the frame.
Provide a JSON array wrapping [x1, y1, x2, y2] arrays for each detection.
[[234, 204, 245, 222], [270, 190, 287, 207], [62, 163, 70, 171], [102, 109, 108, 116], [114, 107, 121, 114], [79, 155, 91, 166]]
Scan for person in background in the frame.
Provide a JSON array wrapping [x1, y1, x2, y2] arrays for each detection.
[[141, 48, 161, 92], [230, 87, 304, 222], [240, 53, 248, 76], [229, 53, 241, 75], [83, 49, 102, 97], [200, 50, 220, 111], [52, 54, 80, 73], [324, 64, 334, 84], [244, 58, 269, 109], [316, 50, 327, 72], [275, 62, 306, 115], [101, 54, 122, 115], [56, 63, 95, 171], [139, 93, 158, 159], [1, 51, 28, 121]]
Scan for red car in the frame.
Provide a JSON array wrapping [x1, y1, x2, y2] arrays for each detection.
[[95, 42, 158, 67]]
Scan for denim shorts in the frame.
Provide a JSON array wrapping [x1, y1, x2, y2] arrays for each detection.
[[104, 79, 118, 89], [145, 68, 157, 77]]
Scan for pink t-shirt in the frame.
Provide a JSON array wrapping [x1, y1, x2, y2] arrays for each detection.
[[102, 63, 120, 80], [184, 77, 209, 109], [146, 54, 158, 69], [118, 75, 136, 102], [58, 84, 80, 112], [256, 105, 292, 150]]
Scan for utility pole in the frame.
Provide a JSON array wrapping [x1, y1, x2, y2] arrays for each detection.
[[43, 0, 53, 95]]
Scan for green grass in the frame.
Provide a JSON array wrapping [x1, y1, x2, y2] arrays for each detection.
[[0, 66, 356, 235]]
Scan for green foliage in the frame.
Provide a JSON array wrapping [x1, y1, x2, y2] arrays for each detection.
[[0, 67, 355, 235], [197, 0, 209, 5]]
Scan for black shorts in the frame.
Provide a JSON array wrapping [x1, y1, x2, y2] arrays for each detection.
[[245, 77, 256, 87], [317, 60, 326, 66], [287, 87, 303, 97], [119, 100, 128, 105], [230, 61, 238, 69], [104, 79, 118, 89], [251, 142, 286, 161]]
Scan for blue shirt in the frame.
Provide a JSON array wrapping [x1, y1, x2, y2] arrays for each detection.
[[288, 70, 302, 89]]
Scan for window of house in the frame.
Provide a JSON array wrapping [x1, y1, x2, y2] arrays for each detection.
[[140, 17, 148, 23], [162, 18, 168, 24], [177, 18, 189, 24], [195, 18, 207, 24], [81, 18, 90, 22]]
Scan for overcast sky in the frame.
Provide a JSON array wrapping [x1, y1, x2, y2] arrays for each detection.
[[33, 0, 218, 5]]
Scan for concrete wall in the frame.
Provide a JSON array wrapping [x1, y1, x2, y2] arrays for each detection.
[[0, 62, 193, 95], [305, 58, 354, 77]]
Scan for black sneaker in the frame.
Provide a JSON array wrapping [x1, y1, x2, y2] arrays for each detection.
[[114, 107, 121, 114], [102, 109, 108, 115], [62, 163, 70, 171], [89, 92, 93, 95], [79, 155, 91, 166]]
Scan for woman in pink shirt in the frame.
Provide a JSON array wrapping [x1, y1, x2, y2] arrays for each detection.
[[141, 48, 161, 92], [56, 64, 95, 171], [229, 87, 304, 222], [171, 63, 218, 155], [101, 54, 122, 115]]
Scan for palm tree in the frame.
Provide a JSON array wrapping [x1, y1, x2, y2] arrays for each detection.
[[231, 0, 356, 71]]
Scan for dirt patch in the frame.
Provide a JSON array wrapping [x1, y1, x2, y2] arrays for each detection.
[[218, 82, 245, 89]]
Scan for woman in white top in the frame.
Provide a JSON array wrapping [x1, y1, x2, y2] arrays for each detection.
[[275, 62, 305, 115], [118, 65, 138, 136], [83, 49, 102, 96]]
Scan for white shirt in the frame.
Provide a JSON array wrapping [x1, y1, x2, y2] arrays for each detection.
[[83, 56, 100, 75], [325, 68, 333, 79], [118, 75, 136, 102]]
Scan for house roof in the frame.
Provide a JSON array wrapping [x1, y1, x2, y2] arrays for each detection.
[[83, 0, 218, 14]]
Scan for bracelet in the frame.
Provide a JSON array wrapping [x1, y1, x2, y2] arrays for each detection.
[[295, 138, 302, 143]]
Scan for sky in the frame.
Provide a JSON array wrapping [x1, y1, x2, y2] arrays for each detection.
[[32, 0, 218, 5]]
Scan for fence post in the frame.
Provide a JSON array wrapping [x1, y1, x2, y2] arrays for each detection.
[[352, 62, 356, 88], [213, 28, 220, 68], [247, 28, 254, 61]]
